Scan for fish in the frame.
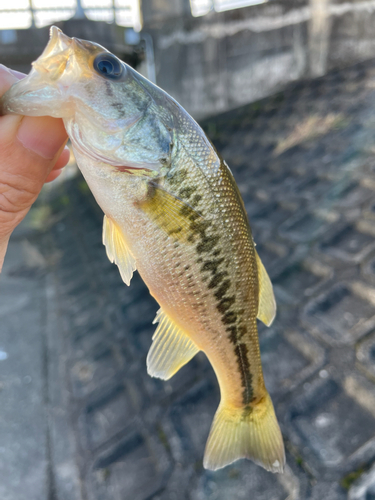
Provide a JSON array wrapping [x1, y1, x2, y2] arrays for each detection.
[[0, 26, 285, 473]]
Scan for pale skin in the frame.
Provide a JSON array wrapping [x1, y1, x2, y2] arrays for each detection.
[[0, 64, 70, 272]]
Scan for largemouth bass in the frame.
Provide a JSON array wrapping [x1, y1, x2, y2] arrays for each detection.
[[0, 27, 285, 473]]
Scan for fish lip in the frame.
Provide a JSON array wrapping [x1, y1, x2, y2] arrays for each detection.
[[0, 69, 69, 117]]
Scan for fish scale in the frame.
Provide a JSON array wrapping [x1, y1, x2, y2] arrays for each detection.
[[0, 26, 285, 474]]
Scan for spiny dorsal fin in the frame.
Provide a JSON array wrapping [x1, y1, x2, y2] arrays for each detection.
[[147, 308, 200, 380], [102, 215, 136, 286], [255, 250, 276, 327], [138, 181, 203, 242]]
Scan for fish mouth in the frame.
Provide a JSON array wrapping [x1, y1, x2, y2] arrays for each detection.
[[39, 26, 73, 64], [0, 27, 81, 118], [0, 71, 66, 117]]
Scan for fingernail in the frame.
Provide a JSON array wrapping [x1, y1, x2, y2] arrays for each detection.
[[9, 69, 26, 80], [17, 115, 67, 159], [0, 64, 15, 77], [0, 64, 19, 92], [0, 65, 25, 81]]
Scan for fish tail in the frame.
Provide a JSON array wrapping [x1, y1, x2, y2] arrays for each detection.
[[203, 391, 285, 473]]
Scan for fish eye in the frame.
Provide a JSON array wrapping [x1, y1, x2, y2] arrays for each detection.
[[93, 53, 124, 80]]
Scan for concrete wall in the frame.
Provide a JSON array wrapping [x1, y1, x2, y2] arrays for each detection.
[[143, 0, 375, 119], [0, 19, 139, 75]]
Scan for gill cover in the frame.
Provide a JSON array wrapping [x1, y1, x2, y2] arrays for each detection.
[[0, 26, 173, 173]]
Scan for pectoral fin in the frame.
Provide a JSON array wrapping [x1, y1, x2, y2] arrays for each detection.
[[138, 181, 203, 241], [255, 250, 276, 327], [102, 215, 136, 286], [147, 308, 200, 380]]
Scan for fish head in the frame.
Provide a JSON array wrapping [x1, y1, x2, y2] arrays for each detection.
[[1, 26, 173, 173]]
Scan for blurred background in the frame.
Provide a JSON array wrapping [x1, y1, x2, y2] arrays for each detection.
[[2, 1, 375, 499]]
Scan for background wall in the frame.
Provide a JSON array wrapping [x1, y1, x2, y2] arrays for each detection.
[[143, 0, 375, 118]]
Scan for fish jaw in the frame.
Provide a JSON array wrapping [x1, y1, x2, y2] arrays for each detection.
[[0, 68, 72, 118], [0, 26, 102, 118]]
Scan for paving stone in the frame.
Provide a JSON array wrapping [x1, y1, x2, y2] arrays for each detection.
[[280, 211, 334, 243], [304, 282, 375, 345], [249, 200, 297, 230], [88, 431, 170, 500], [0, 259, 49, 500], [330, 180, 374, 210], [190, 461, 292, 500], [348, 464, 375, 500], [288, 376, 375, 472], [273, 258, 333, 305], [287, 174, 333, 201], [165, 379, 220, 465], [260, 327, 325, 397], [357, 334, 375, 380], [361, 252, 375, 287], [319, 222, 375, 263], [69, 341, 121, 399], [254, 240, 290, 276], [79, 381, 140, 450]]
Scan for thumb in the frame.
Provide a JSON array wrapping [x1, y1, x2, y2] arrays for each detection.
[[0, 69, 68, 237]]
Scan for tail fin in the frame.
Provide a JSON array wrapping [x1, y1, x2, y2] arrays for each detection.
[[203, 391, 285, 473]]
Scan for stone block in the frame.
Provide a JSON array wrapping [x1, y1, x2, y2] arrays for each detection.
[[89, 431, 170, 500], [304, 282, 375, 345], [288, 376, 375, 471], [79, 383, 138, 450], [319, 222, 375, 263]]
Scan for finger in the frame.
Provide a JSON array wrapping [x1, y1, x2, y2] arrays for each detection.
[[0, 116, 68, 238], [51, 146, 70, 171], [0, 64, 21, 97], [16, 116, 68, 161], [9, 69, 26, 80], [45, 169, 63, 183], [0, 66, 25, 135]]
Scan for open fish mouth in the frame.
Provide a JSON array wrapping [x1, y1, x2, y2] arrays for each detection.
[[32, 26, 73, 76], [0, 27, 102, 118]]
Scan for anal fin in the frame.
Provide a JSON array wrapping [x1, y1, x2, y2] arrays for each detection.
[[147, 309, 200, 380], [102, 215, 136, 286], [255, 250, 276, 327]]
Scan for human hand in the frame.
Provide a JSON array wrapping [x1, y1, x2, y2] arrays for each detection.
[[0, 64, 70, 272]]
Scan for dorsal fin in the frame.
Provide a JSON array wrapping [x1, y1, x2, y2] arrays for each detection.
[[147, 308, 200, 380], [102, 215, 136, 286], [255, 250, 276, 327]]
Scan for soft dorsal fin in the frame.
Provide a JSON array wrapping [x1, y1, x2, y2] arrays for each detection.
[[138, 181, 203, 242], [255, 250, 276, 327], [102, 215, 136, 286], [147, 308, 200, 380]]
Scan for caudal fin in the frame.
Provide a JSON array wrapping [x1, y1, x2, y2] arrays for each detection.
[[203, 392, 285, 473]]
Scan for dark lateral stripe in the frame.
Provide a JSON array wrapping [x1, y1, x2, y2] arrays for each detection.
[[234, 343, 254, 405]]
